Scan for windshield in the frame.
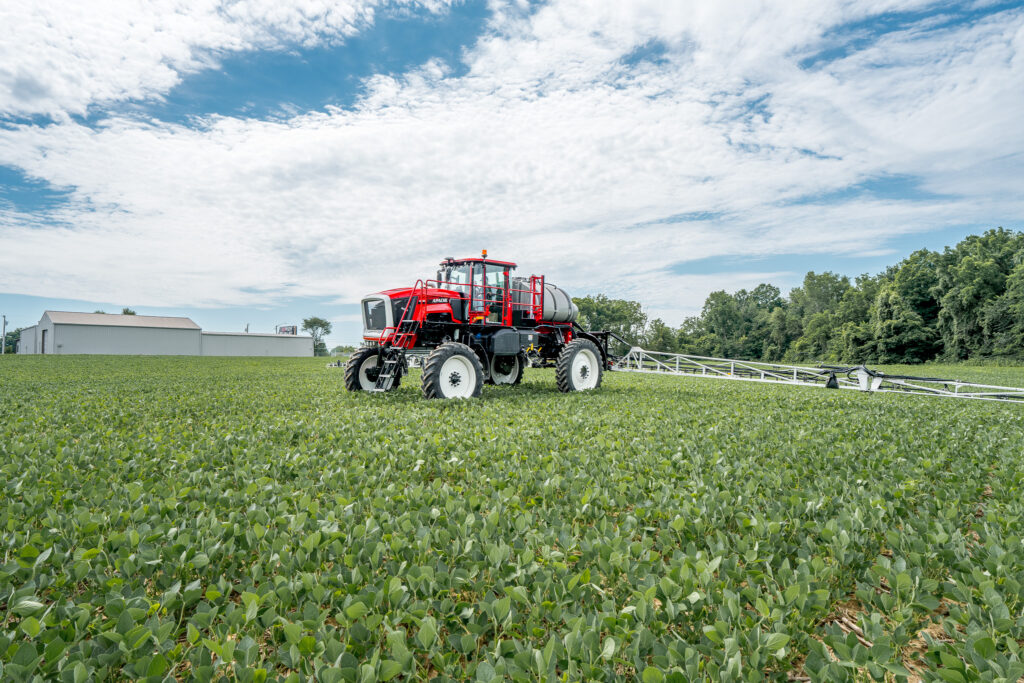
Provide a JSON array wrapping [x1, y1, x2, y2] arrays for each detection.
[[441, 264, 471, 295], [362, 298, 387, 331]]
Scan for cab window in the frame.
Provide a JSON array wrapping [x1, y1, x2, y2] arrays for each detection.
[[363, 299, 387, 330], [443, 265, 471, 296]]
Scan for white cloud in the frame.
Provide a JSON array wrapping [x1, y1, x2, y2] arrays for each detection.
[[0, 0, 453, 117], [1, 1, 1023, 325]]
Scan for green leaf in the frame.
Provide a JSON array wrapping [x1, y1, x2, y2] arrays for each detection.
[[345, 601, 369, 620], [935, 669, 966, 683], [765, 633, 790, 651], [601, 637, 616, 660], [417, 617, 437, 649], [378, 660, 403, 681], [974, 636, 996, 659], [475, 661, 496, 682], [884, 663, 912, 677], [147, 654, 169, 677], [12, 597, 44, 616], [702, 625, 723, 644], [493, 596, 511, 622], [642, 667, 664, 683], [282, 622, 302, 646], [33, 546, 52, 568], [20, 616, 42, 638]]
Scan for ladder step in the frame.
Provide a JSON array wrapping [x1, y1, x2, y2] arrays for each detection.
[[373, 358, 402, 391]]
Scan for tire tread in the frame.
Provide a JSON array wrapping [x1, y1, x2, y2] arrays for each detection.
[[422, 342, 484, 399], [555, 339, 603, 392], [345, 347, 400, 392]]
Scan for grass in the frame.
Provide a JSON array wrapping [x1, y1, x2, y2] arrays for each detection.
[[1, 356, 1023, 682]]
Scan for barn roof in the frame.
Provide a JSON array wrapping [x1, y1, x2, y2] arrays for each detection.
[[43, 311, 201, 330]]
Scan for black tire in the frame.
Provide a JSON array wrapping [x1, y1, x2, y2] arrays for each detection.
[[556, 339, 603, 392], [422, 342, 484, 399], [345, 347, 401, 392], [488, 352, 527, 386]]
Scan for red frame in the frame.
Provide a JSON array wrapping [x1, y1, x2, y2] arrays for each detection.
[[365, 257, 572, 348]]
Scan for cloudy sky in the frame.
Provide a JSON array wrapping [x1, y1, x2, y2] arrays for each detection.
[[1, 0, 1022, 345]]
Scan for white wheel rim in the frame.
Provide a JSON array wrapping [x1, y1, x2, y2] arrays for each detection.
[[489, 355, 520, 385], [358, 355, 379, 391], [571, 348, 599, 390], [439, 355, 476, 398]]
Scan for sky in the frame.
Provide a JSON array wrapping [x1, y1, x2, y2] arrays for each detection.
[[1, 0, 1023, 347]]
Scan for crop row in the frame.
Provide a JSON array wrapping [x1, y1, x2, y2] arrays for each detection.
[[1, 356, 1022, 681]]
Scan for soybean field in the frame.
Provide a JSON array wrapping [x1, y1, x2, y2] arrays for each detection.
[[1, 356, 1023, 682]]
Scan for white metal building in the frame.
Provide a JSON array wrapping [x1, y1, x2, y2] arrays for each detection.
[[200, 331, 313, 357], [16, 311, 313, 356]]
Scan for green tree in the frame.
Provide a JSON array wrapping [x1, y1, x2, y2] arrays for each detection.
[[933, 228, 1024, 358], [676, 316, 713, 355], [302, 316, 333, 356], [835, 274, 880, 326], [643, 318, 678, 352], [763, 306, 802, 361], [984, 259, 1024, 356], [872, 285, 939, 363], [826, 274, 882, 362], [573, 295, 647, 352], [734, 284, 782, 359], [567, 229, 1024, 364], [122, 307, 136, 315], [890, 250, 940, 325], [3, 327, 21, 354], [791, 271, 850, 318], [787, 312, 836, 361], [701, 290, 743, 357]]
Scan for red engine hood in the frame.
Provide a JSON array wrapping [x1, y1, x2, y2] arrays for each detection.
[[374, 286, 463, 299]]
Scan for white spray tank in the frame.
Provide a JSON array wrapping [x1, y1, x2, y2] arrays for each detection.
[[511, 277, 579, 323], [541, 283, 579, 323]]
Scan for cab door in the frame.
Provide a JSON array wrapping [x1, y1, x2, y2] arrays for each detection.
[[485, 266, 511, 324], [468, 263, 510, 324]]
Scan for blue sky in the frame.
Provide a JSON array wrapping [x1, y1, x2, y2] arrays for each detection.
[[2, 0, 1023, 346]]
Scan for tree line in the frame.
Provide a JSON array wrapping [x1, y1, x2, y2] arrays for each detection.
[[575, 228, 1024, 364]]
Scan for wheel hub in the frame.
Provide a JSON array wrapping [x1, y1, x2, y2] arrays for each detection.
[[448, 372, 462, 387]]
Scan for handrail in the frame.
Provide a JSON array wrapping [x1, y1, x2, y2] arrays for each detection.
[[376, 274, 550, 346]]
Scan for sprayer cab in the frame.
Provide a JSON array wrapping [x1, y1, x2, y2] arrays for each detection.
[[349, 252, 611, 399]]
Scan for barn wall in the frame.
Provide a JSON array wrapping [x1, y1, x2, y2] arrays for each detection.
[[200, 332, 313, 357], [17, 326, 38, 354], [52, 325, 202, 355]]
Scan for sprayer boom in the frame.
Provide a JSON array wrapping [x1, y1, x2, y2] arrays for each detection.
[[613, 348, 1024, 404]]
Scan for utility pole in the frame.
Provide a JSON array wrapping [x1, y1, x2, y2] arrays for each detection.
[[1, 315, 6, 355]]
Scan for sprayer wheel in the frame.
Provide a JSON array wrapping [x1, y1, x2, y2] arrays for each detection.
[[345, 347, 400, 392], [488, 351, 527, 386], [556, 339, 603, 392], [422, 342, 484, 399]]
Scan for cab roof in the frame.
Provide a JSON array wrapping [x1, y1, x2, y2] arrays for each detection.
[[441, 256, 518, 268]]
